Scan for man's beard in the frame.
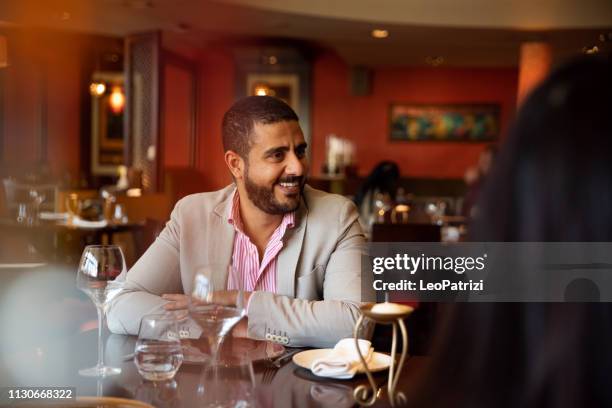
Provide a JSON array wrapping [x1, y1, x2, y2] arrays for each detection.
[[243, 168, 304, 215]]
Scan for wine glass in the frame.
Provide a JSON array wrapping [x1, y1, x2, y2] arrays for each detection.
[[76, 245, 125, 377], [188, 265, 246, 366], [196, 353, 256, 408]]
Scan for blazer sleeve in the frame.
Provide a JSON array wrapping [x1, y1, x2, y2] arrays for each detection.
[[106, 199, 184, 335], [246, 200, 376, 348]]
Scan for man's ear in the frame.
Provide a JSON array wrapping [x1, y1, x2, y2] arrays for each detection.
[[224, 150, 244, 180]]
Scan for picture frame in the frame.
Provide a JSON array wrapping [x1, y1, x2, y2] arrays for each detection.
[[246, 73, 300, 112], [91, 71, 125, 176], [389, 103, 500, 142]]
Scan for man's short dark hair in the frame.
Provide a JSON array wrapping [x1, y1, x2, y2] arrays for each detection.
[[222, 96, 299, 158]]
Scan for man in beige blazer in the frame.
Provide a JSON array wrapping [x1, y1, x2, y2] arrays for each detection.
[[107, 96, 374, 348]]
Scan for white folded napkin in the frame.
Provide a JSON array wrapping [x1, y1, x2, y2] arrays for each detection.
[[311, 338, 373, 379], [39, 211, 69, 221], [71, 217, 108, 229]]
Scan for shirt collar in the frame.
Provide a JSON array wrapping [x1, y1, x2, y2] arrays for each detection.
[[227, 189, 296, 233]]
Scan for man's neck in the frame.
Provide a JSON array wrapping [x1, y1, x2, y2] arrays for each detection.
[[236, 188, 283, 256]]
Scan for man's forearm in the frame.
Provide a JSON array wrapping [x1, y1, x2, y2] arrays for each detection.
[[246, 291, 371, 348]]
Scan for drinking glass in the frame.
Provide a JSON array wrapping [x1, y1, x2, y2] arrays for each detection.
[[76, 245, 125, 377], [66, 193, 81, 224], [28, 189, 45, 223], [188, 265, 246, 365], [135, 314, 184, 381]]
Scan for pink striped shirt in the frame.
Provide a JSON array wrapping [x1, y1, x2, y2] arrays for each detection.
[[226, 190, 295, 293]]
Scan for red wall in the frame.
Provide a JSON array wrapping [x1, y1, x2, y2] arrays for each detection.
[[311, 53, 518, 179], [1, 30, 82, 177], [195, 48, 235, 190]]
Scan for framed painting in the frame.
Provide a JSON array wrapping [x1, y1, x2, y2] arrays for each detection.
[[91, 71, 126, 175], [389, 103, 500, 142], [246, 73, 300, 112]]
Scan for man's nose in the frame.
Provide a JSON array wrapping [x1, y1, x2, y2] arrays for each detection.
[[285, 151, 305, 176]]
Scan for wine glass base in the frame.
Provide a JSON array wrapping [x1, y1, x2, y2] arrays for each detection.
[[78, 365, 122, 377]]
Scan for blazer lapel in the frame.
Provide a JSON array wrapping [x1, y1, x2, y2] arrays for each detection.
[[277, 198, 308, 297], [209, 186, 236, 291]]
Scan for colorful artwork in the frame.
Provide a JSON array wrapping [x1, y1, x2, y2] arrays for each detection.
[[390, 104, 500, 141]]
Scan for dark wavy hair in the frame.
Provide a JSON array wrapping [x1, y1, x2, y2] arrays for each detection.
[[408, 55, 612, 408], [353, 161, 400, 209], [221, 96, 299, 159]]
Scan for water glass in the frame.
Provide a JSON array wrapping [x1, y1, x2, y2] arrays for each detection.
[[135, 314, 184, 381]]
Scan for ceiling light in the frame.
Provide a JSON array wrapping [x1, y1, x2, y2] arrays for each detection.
[[371, 29, 389, 39]]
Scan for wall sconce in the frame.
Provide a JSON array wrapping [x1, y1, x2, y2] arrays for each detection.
[[253, 82, 273, 96], [89, 82, 106, 96], [109, 86, 125, 114]]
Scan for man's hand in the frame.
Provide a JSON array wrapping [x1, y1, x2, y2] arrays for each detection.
[[162, 291, 252, 309], [161, 294, 189, 319], [210, 290, 253, 308], [162, 294, 189, 310]]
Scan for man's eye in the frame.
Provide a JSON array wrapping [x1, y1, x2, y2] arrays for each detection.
[[296, 148, 307, 158], [272, 152, 284, 160]]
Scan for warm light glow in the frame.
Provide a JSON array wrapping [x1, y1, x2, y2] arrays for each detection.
[[0, 35, 8, 68], [517, 42, 552, 106], [89, 82, 106, 96], [371, 29, 389, 39], [109, 86, 125, 114], [253, 83, 271, 96], [126, 188, 142, 197], [395, 204, 410, 212]]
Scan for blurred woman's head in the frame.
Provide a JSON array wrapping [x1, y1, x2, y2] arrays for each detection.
[[473, 54, 612, 241], [354, 161, 400, 207], [410, 55, 612, 408]]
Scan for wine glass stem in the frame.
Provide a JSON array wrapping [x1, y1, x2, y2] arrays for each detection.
[[96, 307, 105, 368], [209, 336, 224, 365]]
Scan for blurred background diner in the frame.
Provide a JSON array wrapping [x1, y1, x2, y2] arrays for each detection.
[[0, 1, 611, 406]]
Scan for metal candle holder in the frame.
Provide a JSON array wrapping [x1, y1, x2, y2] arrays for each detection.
[[353, 302, 414, 407]]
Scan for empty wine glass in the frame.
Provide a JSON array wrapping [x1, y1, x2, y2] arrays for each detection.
[[188, 265, 246, 366], [76, 245, 125, 377]]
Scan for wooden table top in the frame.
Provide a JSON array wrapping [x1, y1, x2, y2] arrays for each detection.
[[0, 329, 428, 408]]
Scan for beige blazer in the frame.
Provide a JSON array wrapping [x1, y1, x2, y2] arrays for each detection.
[[107, 184, 374, 347]]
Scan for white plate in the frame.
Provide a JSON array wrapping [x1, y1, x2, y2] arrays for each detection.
[[292, 349, 392, 374]]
